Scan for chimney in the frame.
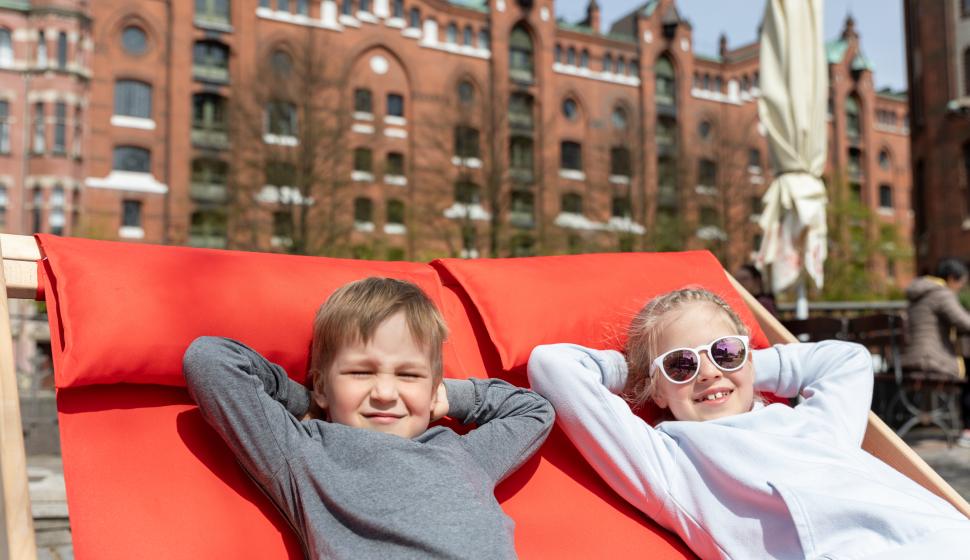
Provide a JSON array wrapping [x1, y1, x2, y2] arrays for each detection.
[[719, 32, 728, 58]]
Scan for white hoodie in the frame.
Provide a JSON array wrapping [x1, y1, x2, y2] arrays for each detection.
[[528, 341, 970, 560]]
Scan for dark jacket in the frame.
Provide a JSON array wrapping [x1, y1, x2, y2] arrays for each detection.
[[901, 277, 970, 377]]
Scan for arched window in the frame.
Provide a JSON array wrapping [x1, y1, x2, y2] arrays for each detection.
[[554, 44, 562, 63], [561, 98, 578, 120], [509, 25, 533, 82], [57, 31, 68, 69], [114, 80, 153, 119], [392, 0, 404, 18], [580, 49, 589, 68], [879, 149, 891, 170], [655, 56, 676, 106], [446, 23, 457, 44], [567, 47, 576, 65], [121, 26, 147, 56], [845, 94, 861, 138], [463, 26, 474, 46], [386, 199, 405, 224], [603, 53, 613, 73], [457, 80, 474, 103], [354, 197, 373, 223], [616, 57, 626, 75], [612, 106, 628, 129], [561, 192, 583, 215], [478, 28, 490, 49], [0, 29, 12, 67], [270, 49, 292, 76], [113, 146, 151, 172], [408, 7, 420, 28]]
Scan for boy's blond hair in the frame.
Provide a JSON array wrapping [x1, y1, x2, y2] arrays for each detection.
[[310, 277, 448, 396], [623, 287, 749, 409]]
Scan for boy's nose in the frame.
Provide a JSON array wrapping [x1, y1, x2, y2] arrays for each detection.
[[370, 375, 398, 401]]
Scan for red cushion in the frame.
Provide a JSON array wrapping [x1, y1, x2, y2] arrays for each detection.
[[432, 251, 770, 376], [36, 235, 463, 388]]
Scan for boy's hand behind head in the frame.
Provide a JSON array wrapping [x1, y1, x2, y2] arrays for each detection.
[[431, 382, 450, 422]]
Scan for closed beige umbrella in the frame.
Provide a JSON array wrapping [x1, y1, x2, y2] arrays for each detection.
[[756, 0, 828, 317]]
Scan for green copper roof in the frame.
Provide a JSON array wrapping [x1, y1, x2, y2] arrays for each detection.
[[642, 0, 660, 16], [448, 0, 488, 13], [826, 39, 849, 64], [851, 52, 874, 71]]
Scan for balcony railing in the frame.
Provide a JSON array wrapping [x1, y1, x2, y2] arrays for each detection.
[[192, 127, 229, 149], [190, 182, 227, 203]]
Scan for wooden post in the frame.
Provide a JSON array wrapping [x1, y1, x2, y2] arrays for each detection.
[[727, 272, 970, 518], [0, 236, 37, 559]]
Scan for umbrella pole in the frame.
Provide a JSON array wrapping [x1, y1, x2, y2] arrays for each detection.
[[795, 277, 809, 319]]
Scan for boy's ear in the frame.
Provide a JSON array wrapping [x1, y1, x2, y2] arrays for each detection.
[[309, 369, 328, 411]]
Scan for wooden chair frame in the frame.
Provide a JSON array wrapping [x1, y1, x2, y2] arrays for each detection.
[[1, 234, 967, 559]]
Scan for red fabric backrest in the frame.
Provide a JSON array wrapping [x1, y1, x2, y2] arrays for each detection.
[[40, 235, 701, 559]]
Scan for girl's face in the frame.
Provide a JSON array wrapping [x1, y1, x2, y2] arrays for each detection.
[[652, 302, 755, 422]]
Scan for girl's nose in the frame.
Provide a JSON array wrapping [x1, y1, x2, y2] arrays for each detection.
[[696, 353, 724, 382]]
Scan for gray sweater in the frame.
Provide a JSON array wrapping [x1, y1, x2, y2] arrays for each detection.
[[183, 336, 554, 560]]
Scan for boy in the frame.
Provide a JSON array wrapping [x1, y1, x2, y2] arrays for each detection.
[[183, 277, 554, 559]]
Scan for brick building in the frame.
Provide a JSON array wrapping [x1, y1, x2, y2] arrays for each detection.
[[1, 0, 912, 282], [904, 0, 970, 273]]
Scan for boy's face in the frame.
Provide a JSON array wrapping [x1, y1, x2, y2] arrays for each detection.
[[314, 311, 438, 439], [652, 302, 755, 422]]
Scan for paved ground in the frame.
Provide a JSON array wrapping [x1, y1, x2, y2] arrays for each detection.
[[24, 429, 970, 557]]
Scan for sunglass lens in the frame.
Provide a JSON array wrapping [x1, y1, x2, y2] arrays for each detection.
[[711, 337, 746, 370], [662, 350, 698, 382]]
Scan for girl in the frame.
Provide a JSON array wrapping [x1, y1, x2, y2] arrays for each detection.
[[528, 288, 970, 559]]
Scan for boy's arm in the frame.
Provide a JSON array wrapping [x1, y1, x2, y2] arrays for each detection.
[[444, 378, 554, 483], [183, 336, 311, 489], [753, 340, 873, 446], [527, 343, 675, 520]]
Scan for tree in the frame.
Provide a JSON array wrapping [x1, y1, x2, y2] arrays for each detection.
[[227, 30, 355, 256]]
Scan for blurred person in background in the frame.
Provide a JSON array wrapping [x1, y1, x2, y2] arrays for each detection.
[[734, 264, 777, 317]]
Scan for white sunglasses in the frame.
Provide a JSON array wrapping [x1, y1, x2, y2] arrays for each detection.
[[650, 335, 750, 384]]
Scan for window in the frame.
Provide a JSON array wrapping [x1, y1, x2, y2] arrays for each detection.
[[50, 186, 64, 235], [510, 233, 534, 257], [387, 199, 405, 224], [265, 160, 295, 187], [33, 103, 45, 153], [457, 81, 474, 103], [612, 106, 627, 129], [509, 93, 533, 129], [296, 0, 309, 15], [72, 105, 82, 157], [37, 31, 47, 66], [848, 147, 862, 177], [561, 193, 582, 215], [454, 126, 480, 158], [191, 158, 228, 187], [562, 98, 578, 120], [266, 101, 296, 136], [617, 57, 626, 75], [114, 146, 151, 172], [478, 28, 489, 50], [53, 102, 66, 154], [446, 23, 457, 44], [273, 211, 293, 244], [699, 206, 718, 227], [387, 93, 404, 117], [342, 0, 354, 16], [30, 188, 42, 233], [193, 93, 227, 132], [279, 0, 290, 12], [393, 0, 404, 18], [189, 210, 227, 248], [748, 147, 761, 169], [114, 80, 152, 118], [750, 195, 763, 216], [271, 50, 292, 75], [455, 181, 480, 204], [354, 88, 372, 113], [656, 116, 676, 146], [510, 190, 534, 225], [879, 184, 893, 209], [845, 95, 861, 138], [195, 0, 231, 24], [567, 47, 576, 66], [655, 56, 676, 106], [193, 40, 229, 80], [509, 25, 533, 82], [657, 156, 677, 207], [354, 197, 373, 223], [714, 76, 723, 93], [554, 44, 562, 63], [580, 49, 589, 68], [409, 7, 420, 28], [385, 152, 404, 176], [509, 136, 533, 176], [603, 53, 613, 73], [611, 196, 631, 218], [0, 101, 9, 154], [610, 147, 631, 176], [463, 26, 473, 47], [698, 120, 712, 139], [879, 149, 891, 170], [698, 158, 716, 187], [0, 185, 7, 227], [122, 200, 142, 228], [560, 141, 582, 171], [56, 32, 68, 69], [354, 148, 373, 172], [121, 26, 147, 56], [0, 29, 12, 68]]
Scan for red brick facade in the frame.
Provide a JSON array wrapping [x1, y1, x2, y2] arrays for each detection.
[[904, 0, 970, 274], [0, 0, 912, 285]]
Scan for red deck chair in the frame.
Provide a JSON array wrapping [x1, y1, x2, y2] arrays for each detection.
[[1, 234, 967, 559]]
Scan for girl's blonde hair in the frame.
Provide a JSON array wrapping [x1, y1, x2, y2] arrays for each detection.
[[623, 287, 749, 409]]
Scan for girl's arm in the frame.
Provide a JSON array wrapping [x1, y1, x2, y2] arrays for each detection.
[[527, 343, 675, 519], [752, 341, 873, 446]]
